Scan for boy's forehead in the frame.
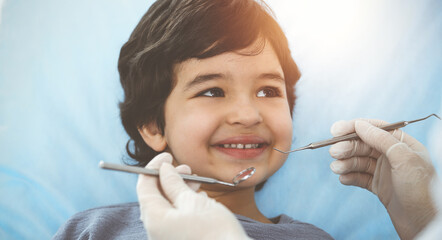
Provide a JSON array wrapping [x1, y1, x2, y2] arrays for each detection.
[[173, 42, 283, 84]]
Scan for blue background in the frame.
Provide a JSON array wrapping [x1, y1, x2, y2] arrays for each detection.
[[0, 0, 441, 239]]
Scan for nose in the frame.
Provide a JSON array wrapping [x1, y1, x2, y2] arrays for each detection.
[[226, 97, 263, 127]]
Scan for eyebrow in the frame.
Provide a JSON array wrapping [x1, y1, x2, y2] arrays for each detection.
[[184, 71, 285, 91], [257, 72, 285, 82], [184, 73, 226, 91]]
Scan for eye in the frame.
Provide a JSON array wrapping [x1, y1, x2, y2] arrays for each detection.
[[198, 87, 225, 97], [257, 87, 281, 98]]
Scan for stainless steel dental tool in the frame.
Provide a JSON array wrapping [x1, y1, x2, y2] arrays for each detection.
[[99, 161, 256, 187], [273, 113, 441, 154]]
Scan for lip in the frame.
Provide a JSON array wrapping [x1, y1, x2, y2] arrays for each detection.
[[212, 136, 268, 159]]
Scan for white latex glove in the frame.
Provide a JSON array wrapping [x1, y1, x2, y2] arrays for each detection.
[[416, 179, 442, 240], [136, 152, 251, 240], [416, 122, 442, 240], [329, 119, 438, 240]]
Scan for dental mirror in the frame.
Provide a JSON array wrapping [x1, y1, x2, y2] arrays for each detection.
[[99, 161, 256, 187], [232, 167, 256, 185]]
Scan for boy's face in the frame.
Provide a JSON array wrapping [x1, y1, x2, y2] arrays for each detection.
[[161, 42, 293, 189]]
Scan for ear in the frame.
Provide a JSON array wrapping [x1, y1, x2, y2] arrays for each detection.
[[138, 123, 167, 152]]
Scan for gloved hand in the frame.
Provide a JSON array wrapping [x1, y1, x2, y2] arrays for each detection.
[[136, 152, 251, 240], [328, 119, 437, 240]]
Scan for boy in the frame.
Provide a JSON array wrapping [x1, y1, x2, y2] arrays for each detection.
[[54, 0, 333, 239]]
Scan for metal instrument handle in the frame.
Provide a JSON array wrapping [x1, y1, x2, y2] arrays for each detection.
[[274, 114, 440, 154], [99, 161, 228, 185], [309, 121, 407, 149]]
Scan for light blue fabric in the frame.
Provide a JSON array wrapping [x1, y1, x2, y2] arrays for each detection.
[[0, 0, 440, 239]]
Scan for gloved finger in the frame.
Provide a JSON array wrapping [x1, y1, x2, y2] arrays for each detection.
[[340, 118, 427, 153], [354, 120, 401, 156], [331, 119, 404, 140], [329, 140, 381, 159], [137, 152, 174, 199], [137, 152, 174, 219], [175, 164, 201, 192], [159, 162, 196, 207], [386, 142, 434, 170], [175, 164, 191, 174], [353, 120, 431, 171], [330, 157, 377, 175], [328, 118, 406, 160], [399, 131, 428, 153], [331, 119, 388, 137], [339, 172, 373, 192], [199, 191, 208, 197]]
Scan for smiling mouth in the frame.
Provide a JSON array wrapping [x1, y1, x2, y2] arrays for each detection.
[[218, 143, 265, 149], [214, 142, 268, 159]]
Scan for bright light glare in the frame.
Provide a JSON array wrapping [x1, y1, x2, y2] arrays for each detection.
[[267, 0, 440, 120], [269, 0, 384, 71]]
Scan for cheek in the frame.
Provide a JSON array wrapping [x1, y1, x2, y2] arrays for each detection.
[[253, 105, 292, 180], [281, 119, 293, 148], [278, 117, 293, 141], [164, 104, 220, 165], [267, 105, 293, 147]]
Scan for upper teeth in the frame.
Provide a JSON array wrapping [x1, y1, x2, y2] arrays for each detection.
[[222, 144, 260, 149]]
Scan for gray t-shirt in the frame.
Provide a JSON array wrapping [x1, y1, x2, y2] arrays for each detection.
[[53, 202, 333, 240]]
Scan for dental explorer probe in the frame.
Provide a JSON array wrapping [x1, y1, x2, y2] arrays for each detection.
[[273, 113, 441, 154], [99, 161, 256, 187]]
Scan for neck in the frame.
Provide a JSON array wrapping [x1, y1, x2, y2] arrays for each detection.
[[201, 185, 272, 224]]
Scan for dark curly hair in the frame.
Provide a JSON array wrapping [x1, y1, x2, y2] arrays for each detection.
[[118, 0, 301, 167]]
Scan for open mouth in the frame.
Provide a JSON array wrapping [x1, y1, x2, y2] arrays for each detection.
[[218, 143, 265, 149], [213, 136, 268, 159]]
